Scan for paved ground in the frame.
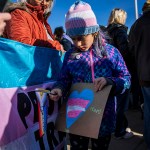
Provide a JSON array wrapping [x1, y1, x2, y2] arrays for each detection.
[[67, 109, 147, 150], [109, 109, 147, 150]]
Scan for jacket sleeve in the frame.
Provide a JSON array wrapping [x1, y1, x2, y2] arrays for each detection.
[[3, 9, 61, 50], [107, 46, 131, 95], [61, 38, 72, 51], [114, 28, 129, 58], [34, 39, 61, 50], [53, 51, 72, 94]]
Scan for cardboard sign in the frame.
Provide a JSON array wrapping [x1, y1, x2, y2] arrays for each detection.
[[55, 83, 112, 139]]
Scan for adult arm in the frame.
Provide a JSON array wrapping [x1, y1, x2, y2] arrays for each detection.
[[114, 28, 129, 58]]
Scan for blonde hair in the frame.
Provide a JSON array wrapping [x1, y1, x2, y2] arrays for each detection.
[[142, 0, 150, 12], [108, 8, 127, 25]]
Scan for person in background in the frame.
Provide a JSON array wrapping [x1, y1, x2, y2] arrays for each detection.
[[54, 26, 73, 51], [0, 13, 11, 36], [3, 0, 61, 50], [50, 1, 130, 149], [107, 8, 134, 139], [128, 0, 150, 149]]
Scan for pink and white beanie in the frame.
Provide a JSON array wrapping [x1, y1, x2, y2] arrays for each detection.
[[65, 0, 99, 37]]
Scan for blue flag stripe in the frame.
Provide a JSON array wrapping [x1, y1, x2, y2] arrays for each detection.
[[0, 38, 64, 88]]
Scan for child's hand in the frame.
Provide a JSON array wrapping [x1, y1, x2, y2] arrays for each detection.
[[49, 88, 62, 101], [94, 77, 107, 92]]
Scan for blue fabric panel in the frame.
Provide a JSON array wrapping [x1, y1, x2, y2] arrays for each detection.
[[0, 38, 64, 88]]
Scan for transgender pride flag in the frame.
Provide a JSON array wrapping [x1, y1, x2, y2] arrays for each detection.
[[0, 38, 66, 150]]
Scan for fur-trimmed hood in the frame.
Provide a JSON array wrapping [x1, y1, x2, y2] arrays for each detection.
[[4, 2, 53, 19], [4, 2, 29, 13]]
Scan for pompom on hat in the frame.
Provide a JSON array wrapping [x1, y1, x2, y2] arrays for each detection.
[[65, 0, 99, 37]]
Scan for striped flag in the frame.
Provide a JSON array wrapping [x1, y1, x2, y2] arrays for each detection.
[[0, 38, 66, 150]]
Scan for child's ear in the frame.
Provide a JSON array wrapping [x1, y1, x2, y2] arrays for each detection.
[[93, 32, 98, 38]]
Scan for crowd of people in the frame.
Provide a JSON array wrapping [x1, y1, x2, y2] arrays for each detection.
[[0, 0, 150, 149]]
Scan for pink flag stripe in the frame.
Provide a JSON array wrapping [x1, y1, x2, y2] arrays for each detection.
[[68, 99, 89, 107]]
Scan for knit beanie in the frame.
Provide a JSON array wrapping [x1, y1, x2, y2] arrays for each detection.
[[65, 0, 99, 37]]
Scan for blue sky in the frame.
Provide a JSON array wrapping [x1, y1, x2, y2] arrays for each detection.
[[12, 0, 145, 32], [49, 0, 145, 32]]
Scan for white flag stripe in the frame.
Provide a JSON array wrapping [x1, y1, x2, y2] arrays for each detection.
[[66, 10, 96, 22], [67, 106, 86, 113]]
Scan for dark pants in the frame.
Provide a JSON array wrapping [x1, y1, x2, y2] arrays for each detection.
[[141, 87, 150, 149], [131, 72, 144, 108], [69, 134, 111, 150], [115, 89, 130, 137]]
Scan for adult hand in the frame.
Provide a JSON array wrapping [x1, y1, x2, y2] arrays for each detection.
[[49, 88, 62, 101], [0, 13, 11, 36], [94, 77, 107, 92]]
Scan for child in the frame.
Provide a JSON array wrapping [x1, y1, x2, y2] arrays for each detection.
[[54, 26, 73, 51], [50, 1, 130, 150]]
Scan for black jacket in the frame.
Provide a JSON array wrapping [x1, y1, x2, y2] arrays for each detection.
[[60, 38, 73, 51], [107, 23, 133, 73], [129, 11, 150, 86]]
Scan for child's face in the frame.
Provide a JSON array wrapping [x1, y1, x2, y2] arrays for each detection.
[[71, 34, 95, 51]]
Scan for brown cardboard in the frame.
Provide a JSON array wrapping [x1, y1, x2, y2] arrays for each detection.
[[55, 83, 112, 139]]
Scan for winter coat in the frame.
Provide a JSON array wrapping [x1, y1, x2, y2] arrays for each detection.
[[3, 2, 61, 50], [129, 11, 150, 86], [60, 38, 73, 51], [106, 23, 134, 73], [54, 44, 131, 136]]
